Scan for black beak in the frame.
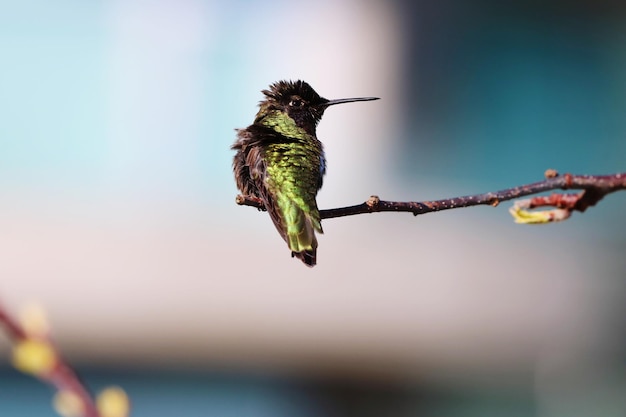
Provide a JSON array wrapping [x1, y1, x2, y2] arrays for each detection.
[[324, 97, 380, 107]]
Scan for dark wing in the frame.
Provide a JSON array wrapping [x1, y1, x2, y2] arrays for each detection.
[[232, 126, 288, 242], [232, 128, 263, 198]]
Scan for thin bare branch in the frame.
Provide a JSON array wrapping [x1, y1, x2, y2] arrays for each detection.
[[235, 172, 626, 220]]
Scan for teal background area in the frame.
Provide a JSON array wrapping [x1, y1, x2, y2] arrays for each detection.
[[0, 366, 536, 417], [398, 2, 626, 186]]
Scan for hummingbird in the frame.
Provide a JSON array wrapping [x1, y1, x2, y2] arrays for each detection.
[[232, 80, 379, 267]]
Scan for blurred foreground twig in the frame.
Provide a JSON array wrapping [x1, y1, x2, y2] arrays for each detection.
[[0, 300, 129, 417]]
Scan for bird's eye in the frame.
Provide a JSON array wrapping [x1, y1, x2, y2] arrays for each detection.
[[289, 99, 303, 107]]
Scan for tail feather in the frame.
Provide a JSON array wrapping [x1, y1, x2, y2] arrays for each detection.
[[261, 187, 322, 267], [281, 201, 321, 267], [291, 247, 317, 267]]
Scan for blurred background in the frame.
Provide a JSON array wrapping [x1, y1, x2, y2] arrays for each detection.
[[1, 0, 626, 416]]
